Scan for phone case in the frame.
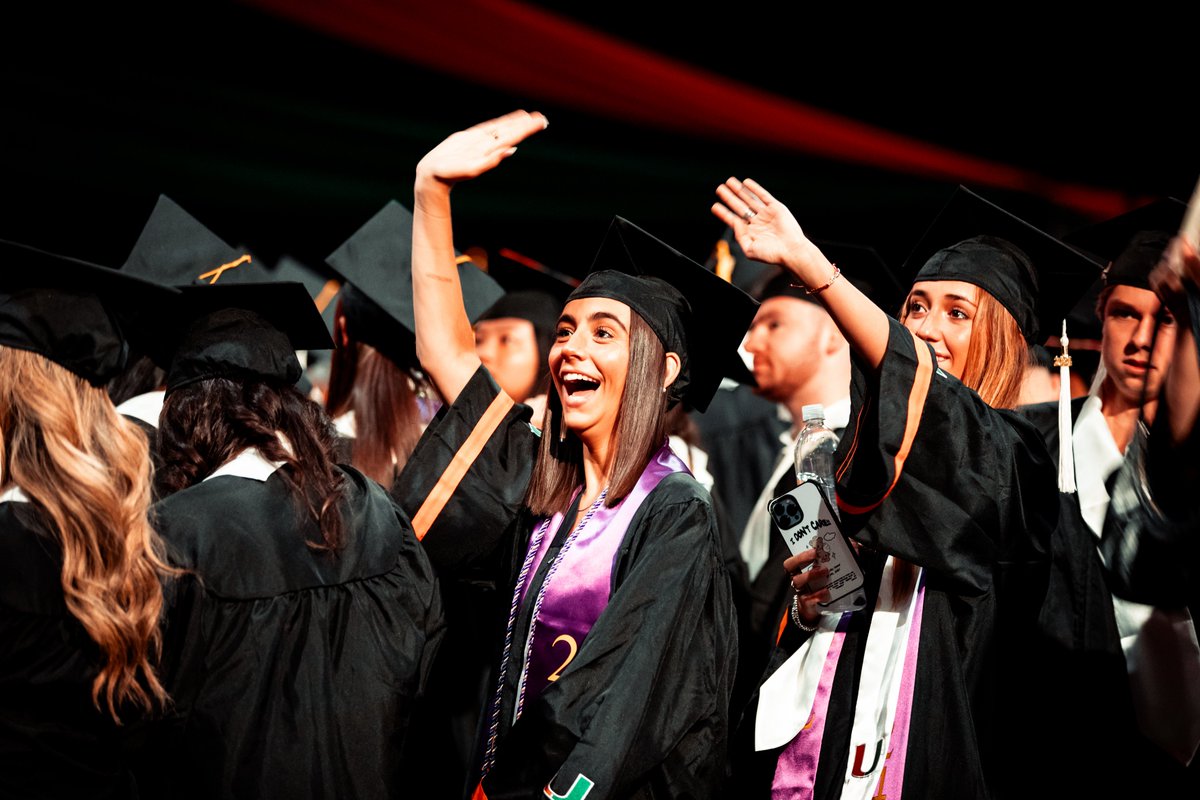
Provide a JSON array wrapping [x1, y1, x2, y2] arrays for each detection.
[[768, 480, 868, 614]]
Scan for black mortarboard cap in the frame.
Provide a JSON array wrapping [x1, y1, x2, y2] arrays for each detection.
[[221, 249, 343, 337], [1055, 197, 1187, 342], [121, 195, 257, 286], [163, 281, 335, 392], [1066, 197, 1186, 291], [0, 239, 181, 386], [569, 216, 759, 412], [902, 186, 1103, 344], [324, 200, 505, 366]]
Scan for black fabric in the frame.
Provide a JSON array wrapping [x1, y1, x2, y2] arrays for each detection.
[[140, 465, 444, 800], [0, 502, 144, 799], [394, 366, 738, 799], [0, 238, 180, 386], [164, 306, 301, 391], [1104, 229, 1173, 291], [731, 317, 1059, 799], [120, 195, 251, 287], [581, 216, 759, 412], [914, 235, 1040, 342], [690, 385, 789, 538], [323, 199, 504, 349], [902, 185, 1103, 345], [1021, 398, 1200, 797]]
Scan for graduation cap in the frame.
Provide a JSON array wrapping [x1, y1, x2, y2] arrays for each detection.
[[747, 239, 906, 315], [0, 238, 181, 386], [570, 216, 759, 412], [121, 195, 257, 286], [221, 249, 343, 338], [1061, 197, 1187, 341], [324, 200, 505, 368], [901, 185, 1104, 345], [163, 281, 334, 392]]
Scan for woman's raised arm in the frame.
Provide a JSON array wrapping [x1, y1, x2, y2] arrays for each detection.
[[412, 110, 548, 404], [712, 176, 892, 371]]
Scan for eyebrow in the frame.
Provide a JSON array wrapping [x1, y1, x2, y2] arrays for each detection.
[[909, 288, 977, 306], [556, 311, 629, 332]]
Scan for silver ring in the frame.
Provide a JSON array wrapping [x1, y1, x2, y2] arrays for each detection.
[[742, 209, 755, 223]]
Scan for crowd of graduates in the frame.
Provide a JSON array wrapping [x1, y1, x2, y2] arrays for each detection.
[[2, 109, 1198, 800]]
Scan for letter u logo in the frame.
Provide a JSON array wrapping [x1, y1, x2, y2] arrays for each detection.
[[851, 738, 884, 778]]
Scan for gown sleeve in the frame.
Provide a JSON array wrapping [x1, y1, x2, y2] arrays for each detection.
[[833, 316, 1058, 594], [392, 365, 540, 573], [482, 476, 738, 800]]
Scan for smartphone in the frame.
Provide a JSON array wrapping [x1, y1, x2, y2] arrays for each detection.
[[768, 480, 868, 614]]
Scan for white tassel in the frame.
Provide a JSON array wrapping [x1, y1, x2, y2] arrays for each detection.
[[1054, 319, 1077, 493]]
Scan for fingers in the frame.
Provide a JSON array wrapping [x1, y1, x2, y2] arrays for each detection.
[[791, 565, 829, 594], [471, 110, 549, 148]]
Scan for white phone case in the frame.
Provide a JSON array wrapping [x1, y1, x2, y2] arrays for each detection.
[[768, 480, 868, 614]]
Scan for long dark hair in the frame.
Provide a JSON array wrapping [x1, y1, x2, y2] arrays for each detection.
[[324, 337, 428, 486], [156, 377, 348, 551], [525, 310, 671, 515]]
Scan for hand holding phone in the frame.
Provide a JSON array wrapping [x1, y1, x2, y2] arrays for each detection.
[[768, 480, 868, 614]]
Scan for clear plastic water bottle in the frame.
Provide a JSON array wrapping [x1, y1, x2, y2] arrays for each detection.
[[794, 403, 840, 520]]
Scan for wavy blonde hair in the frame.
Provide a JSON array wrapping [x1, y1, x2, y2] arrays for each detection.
[[0, 346, 172, 721]]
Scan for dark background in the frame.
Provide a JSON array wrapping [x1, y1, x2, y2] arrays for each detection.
[[3, 2, 1195, 286]]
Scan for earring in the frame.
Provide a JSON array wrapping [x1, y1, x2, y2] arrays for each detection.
[[559, 422, 566, 443]]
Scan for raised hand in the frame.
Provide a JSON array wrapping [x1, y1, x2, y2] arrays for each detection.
[[711, 177, 828, 287], [416, 110, 548, 188]]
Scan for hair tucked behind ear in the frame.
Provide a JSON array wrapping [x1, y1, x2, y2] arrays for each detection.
[[0, 346, 172, 721], [157, 377, 348, 551]]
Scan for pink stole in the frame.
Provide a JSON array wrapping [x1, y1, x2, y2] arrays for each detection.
[[770, 564, 927, 800]]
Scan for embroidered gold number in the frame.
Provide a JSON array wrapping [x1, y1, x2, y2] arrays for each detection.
[[547, 634, 578, 682]]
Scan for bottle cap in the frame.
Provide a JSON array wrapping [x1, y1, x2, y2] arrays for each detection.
[[801, 403, 825, 423]]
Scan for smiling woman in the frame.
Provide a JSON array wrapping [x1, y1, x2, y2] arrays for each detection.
[[711, 178, 1102, 799], [395, 110, 757, 799]]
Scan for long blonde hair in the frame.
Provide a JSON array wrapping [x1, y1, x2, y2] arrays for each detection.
[[899, 285, 1031, 410], [0, 346, 172, 721], [956, 288, 1032, 410]]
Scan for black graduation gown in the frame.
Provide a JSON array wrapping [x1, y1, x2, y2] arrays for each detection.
[[1020, 398, 1200, 797], [0, 500, 143, 800], [731, 317, 1058, 800], [144, 463, 445, 800], [731, 422, 846, 739], [393, 367, 738, 800]]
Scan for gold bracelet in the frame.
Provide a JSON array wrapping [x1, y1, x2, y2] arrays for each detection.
[[806, 264, 841, 296], [787, 264, 840, 296]]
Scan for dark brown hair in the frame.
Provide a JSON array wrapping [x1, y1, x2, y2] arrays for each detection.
[[325, 338, 428, 486], [156, 378, 348, 551], [525, 310, 671, 515]]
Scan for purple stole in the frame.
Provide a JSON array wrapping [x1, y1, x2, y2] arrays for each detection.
[[771, 615, 852, 797], [515, 440, 690, 710]]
